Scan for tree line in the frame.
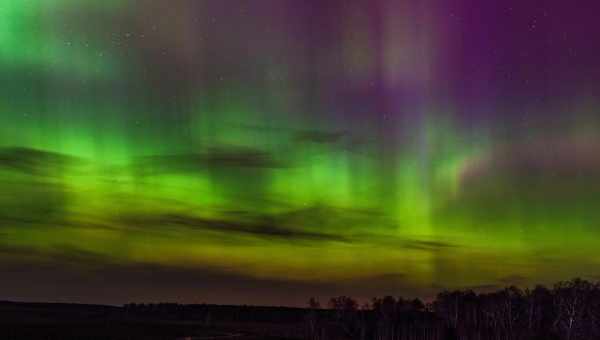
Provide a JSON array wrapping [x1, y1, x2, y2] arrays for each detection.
[[306, 278, 600, 340]]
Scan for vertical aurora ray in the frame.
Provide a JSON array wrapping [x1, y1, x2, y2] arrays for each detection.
[[2, 0, 600, 305]]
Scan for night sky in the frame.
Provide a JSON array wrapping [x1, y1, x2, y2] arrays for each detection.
[[1, 0, 600, 306]]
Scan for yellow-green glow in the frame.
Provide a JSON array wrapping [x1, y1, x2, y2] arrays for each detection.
[[2, 0, 600, 303]]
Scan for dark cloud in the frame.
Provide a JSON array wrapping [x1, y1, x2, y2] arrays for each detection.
[[118, 213, 348, 243], [0, 147, 80, 175], [134, 146, 285, 175], [294, 130, 347, 144], [234, 123, 348, 145], [0, 157, 70, 224], [274, 204, 392, 235], [401, 240, 458, 251], [202, 146, 284, 168], [232, 123, 372, 155], [355, 233, 461, 253]]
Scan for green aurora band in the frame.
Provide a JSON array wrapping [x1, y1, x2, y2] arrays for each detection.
[[1, 1, 600, 304]]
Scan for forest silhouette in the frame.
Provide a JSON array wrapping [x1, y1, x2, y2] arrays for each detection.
[[3, 278, 600, 340]]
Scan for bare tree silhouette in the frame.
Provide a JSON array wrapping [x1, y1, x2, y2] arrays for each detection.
[[303, 278, 600, 340]]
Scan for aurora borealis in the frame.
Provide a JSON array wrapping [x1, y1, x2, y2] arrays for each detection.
[[2, 0, 600, 306]]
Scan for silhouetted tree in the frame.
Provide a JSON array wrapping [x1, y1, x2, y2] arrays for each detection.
[[553, 278, 594, 340], [329, 296, 360, 339], [305, 278, 600, 340], [306, 297, 324, 340]]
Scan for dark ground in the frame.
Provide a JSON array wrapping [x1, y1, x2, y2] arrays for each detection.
[[0, 301, 306, 340]]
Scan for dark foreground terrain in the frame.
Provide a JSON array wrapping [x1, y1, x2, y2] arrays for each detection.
[[0, 301, 306, 340], [4, 278, 600, 340]]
